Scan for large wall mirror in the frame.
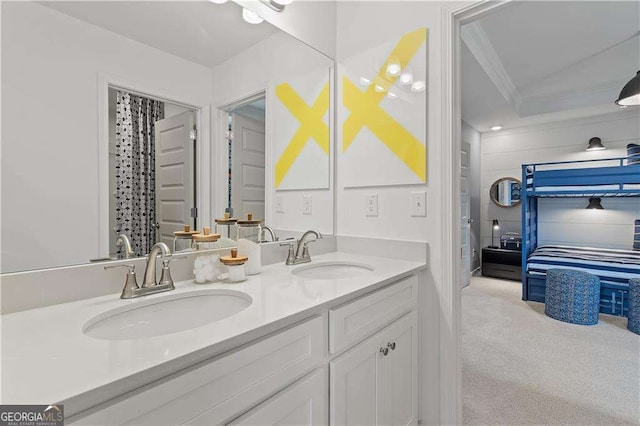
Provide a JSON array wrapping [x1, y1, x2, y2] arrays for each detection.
[[489, 177, 522, 208], [1, 1, 334, 273]]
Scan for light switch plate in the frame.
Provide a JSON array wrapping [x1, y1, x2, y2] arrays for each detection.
[[276, 196, 284, 213], [366, 193, 378, 217], [411, 191, 426, 217], [303, 195, 312, 215]]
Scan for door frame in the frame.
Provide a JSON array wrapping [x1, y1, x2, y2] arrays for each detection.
[[97, 73, 210, 258], [214, 89, 269, 224], [440, 1, 511, 423]]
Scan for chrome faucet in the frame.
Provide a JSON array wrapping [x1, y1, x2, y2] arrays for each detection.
[[104, 242, 175, 299], [142, 242, 172, 288], [115, 234, 135, 259], [281, 230, 322, 265], [260, 226, 278, 243]]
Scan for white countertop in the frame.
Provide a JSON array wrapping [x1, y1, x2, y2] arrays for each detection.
[[0, 252, 425, 417]]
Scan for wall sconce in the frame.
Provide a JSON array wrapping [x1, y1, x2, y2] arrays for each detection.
[[586, 137, 606, 152], [491, 219, 500, 248], [615, 70, 640, 106], [586, 198, 604, 210]]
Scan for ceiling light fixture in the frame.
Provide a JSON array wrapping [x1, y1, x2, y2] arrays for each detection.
[[586, 137, 606, 152], [411, 81, 426, 92], [375, 85, 387, 93], [258, 0, 291, 12], [208, 0, 228, 3], [360, 77, 371, 86], [490, 125, 503, 131], [242, 8, 264, 24], [615, 70, 640, 106], [387, 91, 398, 99], [399, 72, 413, 85], [586, 197, 604, 210]]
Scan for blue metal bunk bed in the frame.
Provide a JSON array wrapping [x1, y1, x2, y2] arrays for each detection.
[[521, 157, 640, 316]]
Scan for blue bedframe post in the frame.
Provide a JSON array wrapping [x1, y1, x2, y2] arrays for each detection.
[[521, 164, 537, 301]]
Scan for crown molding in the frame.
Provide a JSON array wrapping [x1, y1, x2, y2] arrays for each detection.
[[461, 21, 521, 111], [518, 78, 629, 117]]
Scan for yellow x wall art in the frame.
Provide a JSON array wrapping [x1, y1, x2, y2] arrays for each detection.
[[273, 68, 331, 190], [341, 27, 428, 187]]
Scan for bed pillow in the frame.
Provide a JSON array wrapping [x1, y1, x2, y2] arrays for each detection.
[[634, 220, 640, 251], [628, 143, 640, 165]]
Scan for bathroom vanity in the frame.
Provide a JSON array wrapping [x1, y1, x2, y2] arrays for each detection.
[[1, 252, 425, 425]]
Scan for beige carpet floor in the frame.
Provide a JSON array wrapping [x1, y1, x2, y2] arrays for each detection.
[[462, 275, 640, 425]]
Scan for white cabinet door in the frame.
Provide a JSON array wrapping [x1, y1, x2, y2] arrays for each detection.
[[383, 311, 418, 426], [229, 369, 327, 426], [330, 311, 418, 426], [330, 329, 386, 425]]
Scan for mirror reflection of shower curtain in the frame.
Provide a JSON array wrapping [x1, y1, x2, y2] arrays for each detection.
[[115, 91, 164, 256]]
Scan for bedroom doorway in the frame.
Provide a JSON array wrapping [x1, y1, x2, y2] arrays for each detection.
[[450, 1, 640, 424]]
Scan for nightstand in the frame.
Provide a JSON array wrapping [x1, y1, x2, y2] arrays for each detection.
[[482, 247, 522, 281]]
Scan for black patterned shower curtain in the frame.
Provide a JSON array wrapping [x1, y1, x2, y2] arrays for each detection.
[[114, 91, 164, 256]]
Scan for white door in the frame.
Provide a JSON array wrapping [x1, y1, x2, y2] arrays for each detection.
[[155, 111, 195, 247], [460, 141, 471, 288], [384, 312, 418, 426], [228, 369, 327, 426], [330, 329, 386, 425], [231, 113, 265, 221]]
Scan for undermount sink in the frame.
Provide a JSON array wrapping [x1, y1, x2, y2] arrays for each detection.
[[83, 290, 252, 340], [291, 261, 374, 280]]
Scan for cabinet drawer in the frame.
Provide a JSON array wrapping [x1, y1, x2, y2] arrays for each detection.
[[224, 368, 327, 426], [329, 275, 417, 354], [74, 316, 324, 425]]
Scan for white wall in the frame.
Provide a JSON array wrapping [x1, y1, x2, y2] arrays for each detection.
[[1, 2, 213, 272], [233, 0, 336, 59], [336, 2, 461, 424], [462, 121, 481, 269], [480, 110, 640, 250], [209, 31, 334, 236]]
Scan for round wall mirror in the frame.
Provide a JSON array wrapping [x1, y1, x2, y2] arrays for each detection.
[[490, 177, 522, 208]]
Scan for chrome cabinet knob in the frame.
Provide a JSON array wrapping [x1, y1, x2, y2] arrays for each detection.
[[387, 342, 396, 351], [380, 347, 389, 356]]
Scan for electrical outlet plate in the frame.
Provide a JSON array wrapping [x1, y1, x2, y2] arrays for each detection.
[[276, 196, 284, 213], [303, 195, 312, 215], [411, 191, 426, 217], [366, 194, 378, 217]]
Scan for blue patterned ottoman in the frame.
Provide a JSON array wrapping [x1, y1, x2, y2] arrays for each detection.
[[545, 269, 600, 325], [628, 278, 640, 335]]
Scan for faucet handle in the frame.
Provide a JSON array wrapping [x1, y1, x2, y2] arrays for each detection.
[[158, 259, 176, 289], [104, 264, 139, 299], [279, 241, 296, 265], [104, 264, 136, 273]]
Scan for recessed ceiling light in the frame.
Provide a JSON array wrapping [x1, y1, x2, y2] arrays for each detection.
[[360, 77, 371, 86], [375, 85, 386, 93], [242, 8, 264, 24], [386, 63, 401, 77], [399, 73, 413, 85], [490, 125, 503, 131], [410, 81, 425, 92], [387, 91, 398, 99]]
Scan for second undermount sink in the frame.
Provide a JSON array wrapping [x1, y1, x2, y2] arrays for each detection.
[[292, 261, 374, 280], [83, 290, 252, 340]]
